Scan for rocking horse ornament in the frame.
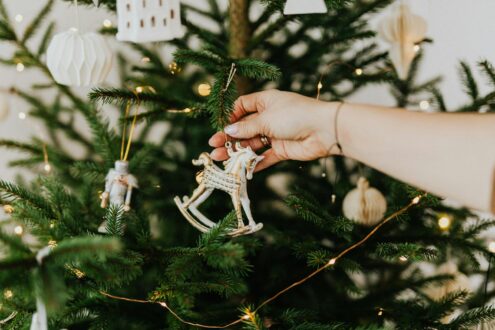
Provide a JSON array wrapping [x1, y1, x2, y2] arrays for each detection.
[[175, 142, 264, 237]]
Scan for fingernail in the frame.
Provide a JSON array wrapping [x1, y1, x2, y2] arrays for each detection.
[[224, 124, 238, 136], [210, 149, 220, 160], [208, 136, 215, 146]]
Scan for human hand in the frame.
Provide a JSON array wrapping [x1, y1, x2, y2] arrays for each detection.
[[209, 90, 340, 172]]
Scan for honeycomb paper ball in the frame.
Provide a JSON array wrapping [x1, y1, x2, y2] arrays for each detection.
[[424, 261, 471, 301], [343, 177, 387, 226], [47, 28, 113, 87]]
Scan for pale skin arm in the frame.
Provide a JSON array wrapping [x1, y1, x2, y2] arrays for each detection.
[[209, 90, 495, 213]]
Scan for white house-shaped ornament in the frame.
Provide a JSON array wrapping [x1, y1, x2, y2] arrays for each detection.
[[284, 0, 328, 15], [117, 0, 185, 43]]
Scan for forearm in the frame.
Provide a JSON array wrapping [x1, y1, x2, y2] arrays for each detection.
[[334, 103, 495, 213]]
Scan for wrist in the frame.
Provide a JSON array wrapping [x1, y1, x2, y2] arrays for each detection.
[[314, 101, 344, 156]]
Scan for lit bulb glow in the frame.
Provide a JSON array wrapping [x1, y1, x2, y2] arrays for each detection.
[[3, 205, 14, 214], [438, 215, 452, 230], [355, 68, 363, 76], [103, 19, 112, 28], [14, 225, 24, 236], [135, 86, 144, 93], [412, 196, 421, 205], [48, 240, 57, 247], [3, 290, 13, 299], [141, 57, 151, 63], [44, 163, 52, 173], [399, 256, 408, 262], [15, 14, 23, 23], [317, 82, 323, 89], [413, 44, 421, 52], [328, 258, 337, 266], [488, 241, 495, 253], [197, 83, 211, 97], [419, 100, 430, 111], [16, 63, 25, 72], [378, 308, 384, 316], [49, 221, 56, 229], [18, 112, 26, 120]]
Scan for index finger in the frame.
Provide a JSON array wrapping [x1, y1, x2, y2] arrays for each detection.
[[230, 92, 267, 123]]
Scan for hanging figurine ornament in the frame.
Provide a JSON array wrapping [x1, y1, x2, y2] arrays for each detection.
[[46, 1, 113, 87], [284, 0, 327, 15], [377, 2, 427, 80], [116, 0, 185, 43], [175, 142, 264, 237], [99, 92, 141, 233], [342, 177, 387, 226]]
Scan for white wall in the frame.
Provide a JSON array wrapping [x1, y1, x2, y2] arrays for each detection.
[[0, 0, 495, 182]]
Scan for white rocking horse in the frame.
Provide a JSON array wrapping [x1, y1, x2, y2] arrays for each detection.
[[175, 142, 264, 237]]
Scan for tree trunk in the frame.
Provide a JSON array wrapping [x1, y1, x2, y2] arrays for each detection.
[[229, 0, 251, 94]]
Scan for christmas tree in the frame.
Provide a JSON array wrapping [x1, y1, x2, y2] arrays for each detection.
[[1, 0, 495, 329]]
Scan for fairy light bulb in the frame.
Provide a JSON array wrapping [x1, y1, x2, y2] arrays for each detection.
[[16, 63, 25, 72], [14, 225, 24, 236], [412, 196, 421, 205], [317, 82, 323, 89], [355, 68, 363, 76], [419, 100, 430, 111], [15, 14, 23, 23], [438, 215, 452, 230], [48, 240, 57, 248], [488, 241, 495, 253], [331, 194, 336, 204], [49, 221, 56, 229], [103, 19, 112, 28], [3, 290, 13, 299], [18, 112, 26, 120], [399, 255, 408, 262], [377, 308, 384, 316], [197, 83, 211, 97], [135, 86, 144, 93], [44, 163, 52, 173], [141, 57, 151, 63], [327, 258, 336, 266], [413, 44, 421, 52]]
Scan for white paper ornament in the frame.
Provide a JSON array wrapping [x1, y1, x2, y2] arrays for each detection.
[[378, 3, 427, 79], [342, 177, 387, 226], [46, 29, 113, 87], [0, 95, 9, 122], [424, 261, 471, 301], [116, 0, 185, 43], [284, 0, 328, 15]]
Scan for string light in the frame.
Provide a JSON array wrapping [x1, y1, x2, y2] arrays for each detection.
[[135, 86, 144, 93], [488, 241, 495, 253], [48, 240, 57, 248], [169, 62, 181, 75], [18, 112, 26, 120], [141, 57, 151, 63], [413, 44, 421, 52], [168, 108, 193, 113], [399, 255, 408, 262], [102, 19, 112, 28], [42, 144, 51, 174], [3, 290, 13, 299], [3, 205, 14, 214], [437, 215, 452, 230], [354, 68, 363, 76], [99, 195, 425, 329], [419, 100, 430, 111], [16, 63, 25, 72], [43, 163, 52, 173], [331, 194, 336, 204], [14, 14, 23, 23], [14, 225, 24, 236], [49, 221, 56, 229], [197, 83, 211, 97]]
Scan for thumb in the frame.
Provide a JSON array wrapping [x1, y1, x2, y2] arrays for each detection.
[[224, 117, 262, 139]]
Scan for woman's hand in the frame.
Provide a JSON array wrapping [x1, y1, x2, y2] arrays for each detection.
[[208, 90, 339, 171]]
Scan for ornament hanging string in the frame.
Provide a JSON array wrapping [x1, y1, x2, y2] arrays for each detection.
[[120, 89, 141, 162], [100, 194, 425, 328]]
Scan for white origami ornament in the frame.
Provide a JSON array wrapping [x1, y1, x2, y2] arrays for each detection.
[[116, 0, 185, 43], [46, 28, 113, 87], [342, 177, 387, 226], [175, 142, 264, 237], [378, 3, 427, 79], [99, 160, 138, 233], [284, 0, 327, 15]]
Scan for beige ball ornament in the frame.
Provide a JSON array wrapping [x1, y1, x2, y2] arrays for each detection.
[[47, 28, 113, 87], [424, 261, 471, 301], [342, 177, 387, 226]]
